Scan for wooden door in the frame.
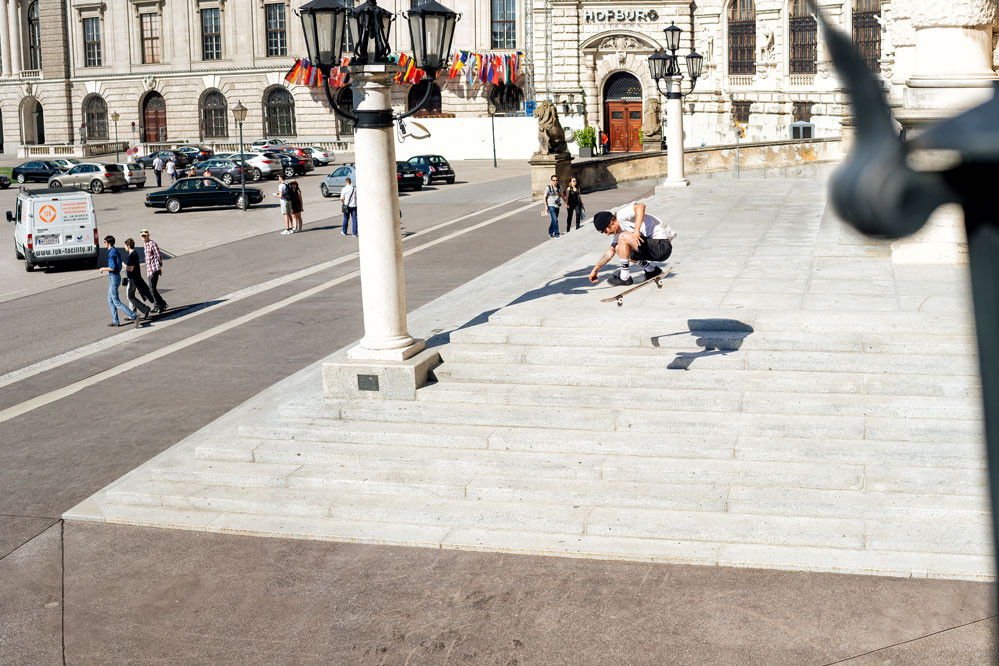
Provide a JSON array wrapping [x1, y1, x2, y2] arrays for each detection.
[[143, 94, 167, 143], [605, 101, 643, 152]]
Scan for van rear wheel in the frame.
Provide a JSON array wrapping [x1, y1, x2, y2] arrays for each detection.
[[24, 258, 34, 272], [14, 243, 23, 260]]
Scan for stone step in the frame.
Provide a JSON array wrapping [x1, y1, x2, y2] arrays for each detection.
[[735, 436, 984, 469], [432, 363, 982, 399]]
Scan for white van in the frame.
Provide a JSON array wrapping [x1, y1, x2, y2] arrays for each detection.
[[7, 188, 100, 272]]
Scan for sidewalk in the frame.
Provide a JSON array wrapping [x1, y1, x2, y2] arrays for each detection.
[[66, 176, 990, 582]]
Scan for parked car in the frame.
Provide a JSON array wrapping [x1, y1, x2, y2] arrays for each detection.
[[0, 174, 10, 189], [218, 152, 283, 181], [190, 158, 250, 185], [145, 177, 263, 213], [48, 163, 127, 193], [273, 146, 311, 161], [320, 163, 423, 197], [117, 163, 146, 188], [12, 160, 67, 184], [270, 152, 313, 177], [136, 150, 191, 169], [49, 158, 82, 171], [302, 146, 335, 166], [407, 155, 456, 186], [176, 145, 214, 162], [250, 138, 289, 150]]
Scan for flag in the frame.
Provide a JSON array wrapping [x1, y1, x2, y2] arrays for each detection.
[[284, 59, 304, 84], [394, 53, 410, 83], [492, 55, 502, 85]]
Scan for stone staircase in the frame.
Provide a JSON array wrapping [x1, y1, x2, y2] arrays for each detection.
[[91, 306, 991, 581]]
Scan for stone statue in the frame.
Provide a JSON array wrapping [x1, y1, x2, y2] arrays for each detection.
[[534, 100, 568, 155], [641, 97, 662, 143]]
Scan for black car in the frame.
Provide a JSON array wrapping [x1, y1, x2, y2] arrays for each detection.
[[407, 155, 455, 186], [268, 152, 313, 177], [144, 177, 263, 213], [396, 161, 424, 191], [191, 159, 250, 185], [176, 145, 214, 162], [0, 174, 10, 189], [136, 150, 192, 169], [12, 160, 66, 184]]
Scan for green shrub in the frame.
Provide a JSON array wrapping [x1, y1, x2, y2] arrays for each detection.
[[577, 126, 597, 148]]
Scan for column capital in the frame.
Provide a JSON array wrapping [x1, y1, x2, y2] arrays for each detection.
[[910, 0, 998, 28]]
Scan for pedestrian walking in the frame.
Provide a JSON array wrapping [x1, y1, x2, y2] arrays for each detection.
[[564, 176, 584, 233], [286, 180, 304, 233], [122, 238, 153, 320], [542, 175, 562, 238], [274, 173, 293, 234], [601, 132, 610, 154], [152, 154, 164, 187], [587, 202, 676, 287], [340, 178, 358, 237], [166, 158, 177, 183], [140, 229, 169, 312], [98, 235, 138, 327]]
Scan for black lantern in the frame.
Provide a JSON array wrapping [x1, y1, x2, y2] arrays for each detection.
[[299, 0, 349, 68], [663, 21, 682, 53], [405, 0, 459, 75], [349, 0, 394, 65], [686, 50, 704, 80], [648, 50, 669, 81]]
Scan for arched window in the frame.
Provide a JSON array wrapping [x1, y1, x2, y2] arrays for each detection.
[[201, 90, 228, 138], [853, 0, 881, 73], [789, 0, 816, 74], [84, 95, 108, 141], [407, 81, 442, 117], [27, 2, 41, 70], [264, 88, 296, 136], [336, 87, 353, 137], [490, 84, 523, 113], [728, 0, 755, 75]]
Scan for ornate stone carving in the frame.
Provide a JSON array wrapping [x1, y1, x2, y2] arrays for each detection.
[[142, 74, 157, 91], [759, 28, 776, 64], [599, 36, 641, 52], [533, 100, 568, 155], [641, 97, 662, 142], [909, 0, 997, 28]]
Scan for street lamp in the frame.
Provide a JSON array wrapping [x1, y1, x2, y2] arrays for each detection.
[[297, 0, 459, 366], [231, 100, 247, 210], [648, 21, 703, 187], [110, 111, 120, 161]]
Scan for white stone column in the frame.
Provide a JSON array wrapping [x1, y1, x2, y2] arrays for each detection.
[[8, 0, 20, 74], [662, 86, 689, 187], [346, 65, 424, 361], [0, 0, 11, 77]]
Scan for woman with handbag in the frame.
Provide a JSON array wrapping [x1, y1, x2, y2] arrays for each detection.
[[564, 176, 584, 233]]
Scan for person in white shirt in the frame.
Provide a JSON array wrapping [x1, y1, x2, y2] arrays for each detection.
[[339, 178, 358, 237], [151, 155, 164, 186], [165, 158, 177, 182], [587, 201, 676, 286]]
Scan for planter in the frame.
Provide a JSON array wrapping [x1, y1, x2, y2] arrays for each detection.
[[578, 146, 594, 158]]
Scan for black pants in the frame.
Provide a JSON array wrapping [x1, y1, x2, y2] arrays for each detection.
[[631, 238, 673, 263], [154, 170, 162, 186], [148, 270, 167, 309], [565, 205, 583, 233]]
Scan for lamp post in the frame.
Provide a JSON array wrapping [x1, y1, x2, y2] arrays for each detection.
[[648, 21, 703, 187], [298, 0, 458, 364], [110, 111, 120, 161], [231, 100, 248, 210]]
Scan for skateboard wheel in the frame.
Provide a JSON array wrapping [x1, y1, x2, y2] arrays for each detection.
[[616, 298, 623, 307], [655, 278, 663, 289]]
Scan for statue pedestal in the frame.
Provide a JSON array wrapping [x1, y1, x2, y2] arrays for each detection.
[[642, 138, 662, 152], [529, 152, 574, 199]]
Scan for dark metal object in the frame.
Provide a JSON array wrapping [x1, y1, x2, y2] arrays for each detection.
[[812, 1, 999, 594], [357, 374, 379, 392], [789, 14, 817, 75], [648, 22, 703, 99]]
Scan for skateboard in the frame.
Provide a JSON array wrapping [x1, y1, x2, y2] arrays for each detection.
[[600, 268, 671, 307]]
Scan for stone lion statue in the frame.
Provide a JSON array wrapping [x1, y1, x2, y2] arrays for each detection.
[[534, 101, 568, 155], [641, 98, 662, 142]]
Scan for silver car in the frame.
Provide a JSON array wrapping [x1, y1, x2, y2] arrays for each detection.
[[49, 158, 82, 171], [48, 162, 127, 193], [320, 165, 357, 198], [117, 162, 147, 188], [220, 152, 283, 181]]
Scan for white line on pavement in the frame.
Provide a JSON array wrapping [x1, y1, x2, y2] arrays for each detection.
[[0, 198, 538, 424]]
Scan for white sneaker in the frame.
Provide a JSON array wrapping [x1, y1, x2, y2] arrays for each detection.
[[280, 229, 291, 235]]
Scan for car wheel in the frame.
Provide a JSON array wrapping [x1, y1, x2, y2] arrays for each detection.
[[422, 174, 431, 186], [236, 194, 248, 210], [136, 183, 145, 189], [222, 173, 233, 185], [446, 177, 455, 184], [90, 180, 104, 194], [0, 182, 9, 189], [252, 168, 262, 181], [14, 243, 23, 260], [16, 173, 25, 184], [320, 183, 330, 198], [50, 180, 62, 188], [166, 198, 182, 214], [284, 166, 295, 178], [24, 257, 34, 272]]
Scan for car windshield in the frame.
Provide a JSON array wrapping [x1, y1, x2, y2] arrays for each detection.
[[429, 156, 448, 164], [43, 162, 61, 169], [126, 163, 141, 169], [396, 162, 410, 169]]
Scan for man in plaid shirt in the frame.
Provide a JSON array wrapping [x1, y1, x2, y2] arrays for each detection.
[[140, 229, 168, 312]]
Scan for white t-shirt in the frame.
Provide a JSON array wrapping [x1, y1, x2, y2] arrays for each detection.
[[152, 157, 163, 171], [165, 161, 176, 174], [612, 202, 676, 245], [340, 184, 356, 207]]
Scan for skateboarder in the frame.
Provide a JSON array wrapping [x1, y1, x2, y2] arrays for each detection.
[[587, 202, 676, 286]]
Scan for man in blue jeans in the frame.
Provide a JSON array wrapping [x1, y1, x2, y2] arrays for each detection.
[[542, 174, 562, 238], [98, 235, 138, 327]]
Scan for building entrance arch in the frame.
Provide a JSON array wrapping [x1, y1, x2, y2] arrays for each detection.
[[603, 71, 642, 152], [21, 98, 44, 145], [142, 92, 167, 143]]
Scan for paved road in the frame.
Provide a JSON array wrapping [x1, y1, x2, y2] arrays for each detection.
[[0, 167, 993, 665]]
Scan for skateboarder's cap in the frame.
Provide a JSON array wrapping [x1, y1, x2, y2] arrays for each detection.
[[593, 211, 614, 232]]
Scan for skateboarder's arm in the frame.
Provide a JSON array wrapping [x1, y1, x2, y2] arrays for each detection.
[[631, 203, 647, 244], [589, 246, 617, 282]]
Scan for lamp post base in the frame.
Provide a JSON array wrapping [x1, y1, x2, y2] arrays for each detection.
[[324, 345, 440, 401], [656, 178, 690, 194], [348, 337, 426, 361]]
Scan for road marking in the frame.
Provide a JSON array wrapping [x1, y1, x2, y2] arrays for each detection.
[[0, 198, 538, 423]]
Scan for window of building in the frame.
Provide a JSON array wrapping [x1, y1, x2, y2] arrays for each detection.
[[83, 17, 102, 67], [491, 0, 516, 50], [728, 0, 755, 75], [407, 81, 442, 117], [265, 88, 295, 136], [490, 84, 523, 114], [265, 3, 287, 57], [853, 0, 881, 73], [27, 2, 41, 70], [201, 90, 228, 138], [792, 101, 813, 122], [140, 12, 161, 64], [733, 101, 752, 124], [84, 95, 108, 141], [411, 0, 430, 6], [789, 0, 816, 74], [201, 8, 222, 61]]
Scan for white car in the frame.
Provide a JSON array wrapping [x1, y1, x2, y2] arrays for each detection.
[[116, 162, 146, 188], [303, 146, 335, 166], [250, 138, 289, 151], [49, 158, 81, 170], [218, 152, 284, 181]]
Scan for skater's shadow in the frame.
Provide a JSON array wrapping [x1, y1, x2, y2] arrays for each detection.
[[652, 318, 754, 370]]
